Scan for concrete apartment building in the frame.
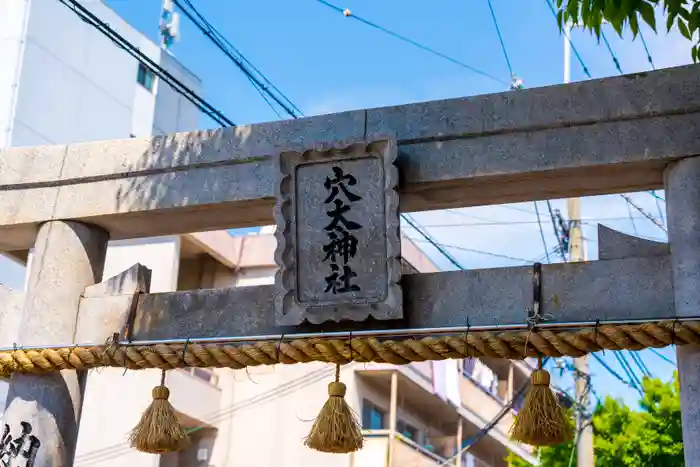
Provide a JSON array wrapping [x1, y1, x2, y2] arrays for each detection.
[[0, 1, 536, 466]]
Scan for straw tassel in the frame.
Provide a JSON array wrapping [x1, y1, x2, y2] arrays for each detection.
[[304, 364, 364, 453], [510, 356, 573, 446], [129, 369, 189, 453]]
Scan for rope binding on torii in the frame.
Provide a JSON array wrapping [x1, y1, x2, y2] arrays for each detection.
[[0, 319, 693, 376]]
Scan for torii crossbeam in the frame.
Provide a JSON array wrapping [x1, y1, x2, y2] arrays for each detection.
[[1, 64, 700, 466]]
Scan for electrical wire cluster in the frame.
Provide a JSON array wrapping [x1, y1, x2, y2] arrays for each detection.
[[57, 0, 235, 127], [171, 0, 303, 119], [438, 358, 552, 466]]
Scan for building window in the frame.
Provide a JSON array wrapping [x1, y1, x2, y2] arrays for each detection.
[[182, 367, 219, 386], [137, 63, 156, 91], [361, 400, 386, 430], [396, 419, 419, 442], [462, 358, 500, 400]]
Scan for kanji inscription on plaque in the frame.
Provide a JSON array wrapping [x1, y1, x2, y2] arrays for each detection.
[[274, 138, 402, 325]]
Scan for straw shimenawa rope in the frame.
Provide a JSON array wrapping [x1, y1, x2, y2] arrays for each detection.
[[0, 320, 695, 377]]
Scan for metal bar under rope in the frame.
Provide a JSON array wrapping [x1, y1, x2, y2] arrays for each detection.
[[0, 316, 698, 353]]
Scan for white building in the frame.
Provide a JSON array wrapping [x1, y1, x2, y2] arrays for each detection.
[[0, 0, 199, 150], [0, 0, 203, 292]]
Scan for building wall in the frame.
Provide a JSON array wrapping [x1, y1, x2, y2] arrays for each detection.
[[209, 362, 355, 467], [104, 237, 181, 293], [178, 255, 237, 290], [0, 0, 30, 149], [152, 52, 201, 136], [232, 266, 276, 287], [10, 0, 159, 146]]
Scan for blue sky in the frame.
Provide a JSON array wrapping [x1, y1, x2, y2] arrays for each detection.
[[23, 0, 695, 409], [107, 0, 689, 125]]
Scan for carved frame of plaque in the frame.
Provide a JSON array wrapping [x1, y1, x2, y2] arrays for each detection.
[[274, 137, 402, 325]]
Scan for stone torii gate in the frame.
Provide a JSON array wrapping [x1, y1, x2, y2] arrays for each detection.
[[0, 64, 699, 467]]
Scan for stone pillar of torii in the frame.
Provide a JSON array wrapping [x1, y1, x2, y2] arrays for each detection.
[[0, 64, 699, 466]]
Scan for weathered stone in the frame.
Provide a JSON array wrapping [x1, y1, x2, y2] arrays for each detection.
[[3, 221, 109, 467], [597, 224, 668, 260], [665, 156, 700, 467], [125, 254, 673, 340], [274, 138, 401, 325], [76, 263, 152, 344], [1, 65, 700, 250]]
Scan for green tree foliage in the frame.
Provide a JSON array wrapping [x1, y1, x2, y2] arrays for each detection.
[[507, 372, 683, 466], [554, 0, 700, 62]]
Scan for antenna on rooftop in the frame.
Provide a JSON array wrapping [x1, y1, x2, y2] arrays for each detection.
[[160, 0, 180, 51]]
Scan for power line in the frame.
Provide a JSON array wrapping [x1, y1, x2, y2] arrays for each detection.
[[409, 237, 534, 264], [249, 79, 284, 119], [600, 30, 623, 74], [486, 0, 514, 77], [445, 208, 500, 224], [534, 201, 551, 263], [619, 194, 667, 233], [612, 351, 643, 395], [650, 190, 666, 226], [530, 246, 560, 263], [313, 0, 509, 86], [57, 0, 235, 127], [628, 350, 651, 378], [637, 28, 656, 70], [441, 358, 552, 466], [177, 0, 303, 117], [626, 198, 639, 235], [402, 214, 466, 270], [544, 0, 591, 78], [173, 0, 301, 119], [499, 204, 536, 214], [649, 348, 676, 366], [415, 215, 650, 228], [590, 352, 639, 393], [620, 352, 643, 388], [649, 191, 665, 203]]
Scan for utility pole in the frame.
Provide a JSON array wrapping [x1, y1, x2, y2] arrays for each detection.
[[564, 22, 594, 467], [160, 0, 180, 51]]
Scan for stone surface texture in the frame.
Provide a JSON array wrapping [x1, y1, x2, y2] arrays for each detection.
[[1, 65, 700, 250], [665, 156, 700, 467], [127, 254, 673, 340], [2, 221, 109, 467], [75, 262, 152, 344], [597, 224, 669, 260], [274, 138, 401, 325]]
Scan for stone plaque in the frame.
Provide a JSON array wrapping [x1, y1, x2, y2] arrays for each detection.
[[274, 138, 402, 325]]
